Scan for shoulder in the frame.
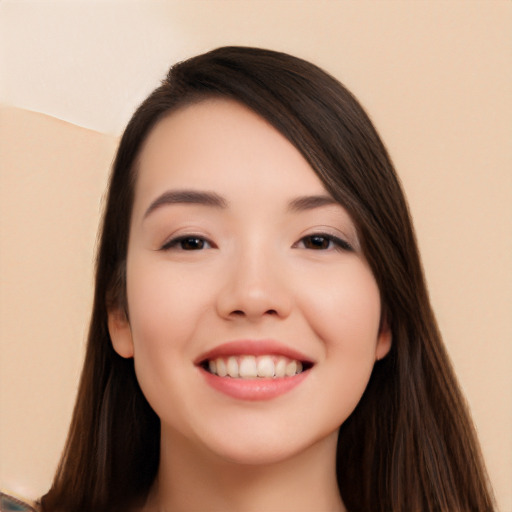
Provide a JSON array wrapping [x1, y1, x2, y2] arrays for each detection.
[[0, 491, 38, 512]]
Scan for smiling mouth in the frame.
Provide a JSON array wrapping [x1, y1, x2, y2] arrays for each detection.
[[200, 355, 313, 379]]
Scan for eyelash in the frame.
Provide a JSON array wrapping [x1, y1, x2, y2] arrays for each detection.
[[294, 233, 353, 252], [160, 233, 353, 252], [160, 235, 214, 251]]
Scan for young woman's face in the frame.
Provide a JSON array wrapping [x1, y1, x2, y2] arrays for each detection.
[[109, 98, 391, 465]]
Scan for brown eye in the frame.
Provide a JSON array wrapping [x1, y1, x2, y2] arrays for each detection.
[[180, 237, 206, 250], [302, 235, 331, 250], [296, 233, 353, 252], [161, 236, 212, 251]]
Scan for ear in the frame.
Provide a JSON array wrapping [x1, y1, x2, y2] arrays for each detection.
[[108, 307, 134, 358], [375, 316, 392, 361]]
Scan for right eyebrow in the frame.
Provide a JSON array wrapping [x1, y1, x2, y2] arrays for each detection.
[[143, 189, 228, 220]]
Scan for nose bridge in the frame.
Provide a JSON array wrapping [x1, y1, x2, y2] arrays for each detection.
[[217, 236, 291, 320]]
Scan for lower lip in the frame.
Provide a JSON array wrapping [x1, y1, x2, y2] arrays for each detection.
[[199, 367, 310, 401]]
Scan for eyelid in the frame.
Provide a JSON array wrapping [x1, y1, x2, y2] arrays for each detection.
[[160, 233, 215, 251], [294, 231, 354, 252], [157, 228, 355, 252]]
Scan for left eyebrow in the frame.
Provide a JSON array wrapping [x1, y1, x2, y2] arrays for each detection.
[[287, 195, 339, 212]]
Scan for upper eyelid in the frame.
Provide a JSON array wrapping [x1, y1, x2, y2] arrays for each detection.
[[160, 233, 214, 250], [296, 232, 354, 251], [297, 226, 355, 244], [157, 228, 356, 250]]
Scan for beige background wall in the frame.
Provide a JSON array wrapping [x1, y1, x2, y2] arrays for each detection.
[[1, 1, 511, 510]]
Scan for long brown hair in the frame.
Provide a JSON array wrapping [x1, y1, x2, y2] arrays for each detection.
[[41, 46, 495, 511]]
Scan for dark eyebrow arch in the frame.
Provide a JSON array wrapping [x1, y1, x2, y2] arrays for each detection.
[[287, 195, 339, 212], [143, 190, 227, 219]]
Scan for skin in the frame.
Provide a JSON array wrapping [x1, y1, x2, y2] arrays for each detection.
[[109, 98, 391, 512]]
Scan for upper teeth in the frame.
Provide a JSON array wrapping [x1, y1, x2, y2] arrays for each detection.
[[208, 355, 304, 379]]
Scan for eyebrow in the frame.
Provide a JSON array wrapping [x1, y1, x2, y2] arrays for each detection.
[[287, 194, 338, 212], [143, 190, 339, 220], [143, 190, 227, 219]]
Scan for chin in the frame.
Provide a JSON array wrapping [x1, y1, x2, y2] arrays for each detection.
[[215, 444, 307, 467], [198, 426, 337, 468]]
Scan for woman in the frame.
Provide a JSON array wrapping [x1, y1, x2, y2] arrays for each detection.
[[40, 46, 495, 511]]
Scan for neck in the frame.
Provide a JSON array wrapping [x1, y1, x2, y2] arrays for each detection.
[[144, 428, 346, 512]]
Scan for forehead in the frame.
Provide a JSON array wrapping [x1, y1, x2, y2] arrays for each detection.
[[134, 98, 327, 203]]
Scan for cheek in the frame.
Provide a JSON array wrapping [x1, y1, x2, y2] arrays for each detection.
[[124, 259, 215, 403], [126, 258, 215, 348], [123, 259, 218, 433], [302, 262, 382, 345], [300, 276, 382, 431], [299, 263, 382, 403]]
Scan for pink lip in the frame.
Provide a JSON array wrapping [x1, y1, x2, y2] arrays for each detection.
[[194, 339, 313, 365], [195, 339, 313, 401], [199, 367, 310, 401]]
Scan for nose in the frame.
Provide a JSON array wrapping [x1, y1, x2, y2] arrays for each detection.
[[216, 246, 293, 322]]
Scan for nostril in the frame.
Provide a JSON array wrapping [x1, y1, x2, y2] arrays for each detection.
[[228, 308, 278, 318]]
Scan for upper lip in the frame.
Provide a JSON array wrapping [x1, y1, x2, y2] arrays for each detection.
[[194, 339, 314, 365]]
